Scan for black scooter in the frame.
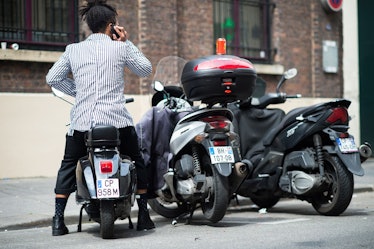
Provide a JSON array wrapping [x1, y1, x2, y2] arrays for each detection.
[[229, 68, 372, 216]]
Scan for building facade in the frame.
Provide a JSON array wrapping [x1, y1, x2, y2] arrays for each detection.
[[1, 0, 367, 178], [1, 0, 343, 97]]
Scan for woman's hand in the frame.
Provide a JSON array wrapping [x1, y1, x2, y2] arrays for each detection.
[[112, 25, 128, 42]]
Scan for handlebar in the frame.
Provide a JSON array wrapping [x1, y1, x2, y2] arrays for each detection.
[[287, 94, 302, 99], [125, 97, 134, 104], [249, 92, 302, 109]]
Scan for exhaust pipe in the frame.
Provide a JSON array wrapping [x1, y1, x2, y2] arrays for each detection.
[[359, 142, 372, 163]]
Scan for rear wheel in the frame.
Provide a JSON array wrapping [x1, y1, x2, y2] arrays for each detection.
[[100, 200, 115, 239], [148, 197, 189, 218], [311, 153, 354, 216], [201, 164, 230, 223], [250, 194, 280, 209]]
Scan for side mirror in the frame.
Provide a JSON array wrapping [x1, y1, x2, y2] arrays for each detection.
[[284, 68, 297, 80], [153, 81, 165, 92], [51, 87, 65, 98], [276, 68, 298, 93]]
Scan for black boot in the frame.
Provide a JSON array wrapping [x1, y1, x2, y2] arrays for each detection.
[[136, 195, 155, 231], [52, 216, 69, 236]]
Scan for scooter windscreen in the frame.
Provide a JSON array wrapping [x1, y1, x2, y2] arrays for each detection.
[[151, 56, 192, 111]]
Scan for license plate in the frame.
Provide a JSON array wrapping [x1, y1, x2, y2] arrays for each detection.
[[209, 146, 235, 164], [336, 137, 358, 153], [96, 178, 119, 198]]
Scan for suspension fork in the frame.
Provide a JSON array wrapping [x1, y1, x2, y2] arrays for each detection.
[[313, 134, 325, 176]]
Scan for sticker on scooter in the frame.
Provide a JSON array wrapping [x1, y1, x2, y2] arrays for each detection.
[[336, 137, 358, 153], [209, 146, 235, 164], [97, 179, 120, 198]]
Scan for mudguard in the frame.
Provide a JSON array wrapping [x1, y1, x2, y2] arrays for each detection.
[[213, 163, 232, 176], [324, 145, 364, 176]]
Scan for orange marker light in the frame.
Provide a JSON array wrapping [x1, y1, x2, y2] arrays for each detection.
[[216, 38, 226, 55]]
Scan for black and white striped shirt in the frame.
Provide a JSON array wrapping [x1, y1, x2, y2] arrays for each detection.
[[46, 33, 152, 135]]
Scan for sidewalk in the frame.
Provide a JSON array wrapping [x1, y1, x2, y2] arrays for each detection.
[[1, 158, 373, 231]]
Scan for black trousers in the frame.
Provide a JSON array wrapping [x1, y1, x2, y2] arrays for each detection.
[[54, 126, 148, 195]]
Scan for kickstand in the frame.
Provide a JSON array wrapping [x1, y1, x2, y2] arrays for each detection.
[[172, 204, 197, 225], [128, 216, 134, 229], [77, 204, 86, 232], [234, 194, 240, 205]]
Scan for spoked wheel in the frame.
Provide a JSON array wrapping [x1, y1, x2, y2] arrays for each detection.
[[311, 153, 354, 216], [148, 197, 189, 219], [201, 164, 230, 223], [100, 200, 115, 239]]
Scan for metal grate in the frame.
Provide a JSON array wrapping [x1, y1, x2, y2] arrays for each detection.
[[0, 0, 79, 51]]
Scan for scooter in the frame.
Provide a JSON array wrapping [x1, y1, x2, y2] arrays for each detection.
[[228, 68, 372, 216], [52, 88, 137, 239], [136, 54, 257, 223]]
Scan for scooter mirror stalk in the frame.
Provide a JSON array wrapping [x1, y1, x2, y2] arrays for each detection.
[[51, 87, 74, 106], [276, 68, 298, 93]]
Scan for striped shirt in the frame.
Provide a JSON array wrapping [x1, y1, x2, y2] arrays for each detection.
[[46, 33, 152, 135]]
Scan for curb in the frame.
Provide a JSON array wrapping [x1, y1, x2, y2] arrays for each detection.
[[2, 185, 373, 232], [1, 208, 144, 232]]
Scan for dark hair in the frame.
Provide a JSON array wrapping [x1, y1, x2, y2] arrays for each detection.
[[79, 0, 118, 33]]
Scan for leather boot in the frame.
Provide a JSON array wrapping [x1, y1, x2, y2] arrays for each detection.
[[52, 216, 69, 236], [136, 197, 155, 231]]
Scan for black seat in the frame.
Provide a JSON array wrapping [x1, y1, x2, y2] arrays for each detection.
[[86, 125, 120, 148]]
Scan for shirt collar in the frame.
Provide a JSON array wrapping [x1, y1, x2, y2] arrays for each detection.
[[86, 33, 111, 41]]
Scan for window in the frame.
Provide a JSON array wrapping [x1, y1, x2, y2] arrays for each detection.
[[213, 0, 275, 63], [0, 0, 79, 51]]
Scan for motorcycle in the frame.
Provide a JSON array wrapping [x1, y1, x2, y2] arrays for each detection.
[[52, 88, 137, 239], [228, 68, 372, 216], [136, 55, 257, 223]]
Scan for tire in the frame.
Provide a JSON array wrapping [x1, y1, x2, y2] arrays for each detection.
[[250, 195, 280, 209], [100, 200, 115, 239], [311, 153, 354, 216], [201, 164, 230, 223], [148, 197, 189, 219]]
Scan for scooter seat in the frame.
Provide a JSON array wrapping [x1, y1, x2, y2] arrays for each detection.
[[86, 125, 120, 148], [262, 99, 350, 146]]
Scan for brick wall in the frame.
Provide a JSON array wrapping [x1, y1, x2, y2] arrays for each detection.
[[0, 0, 343, 98], [268, 0, 343, 97]]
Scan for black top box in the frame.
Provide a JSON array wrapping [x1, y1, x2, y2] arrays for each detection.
[[181, 55, 257, 105]]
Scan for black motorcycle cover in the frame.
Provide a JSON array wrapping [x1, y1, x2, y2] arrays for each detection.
[[228, 103, 285, 164]]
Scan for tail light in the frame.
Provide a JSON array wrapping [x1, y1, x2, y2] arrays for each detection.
[[100, 160, 113, 174], [339, 132, 349, 138], [201, 116, 231, 131], [326, 107, 349, 125], [213, 140, 228, 146], [193, 58, 253, 71]]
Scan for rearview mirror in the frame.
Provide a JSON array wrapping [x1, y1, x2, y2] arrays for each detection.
[[284, 68, 297, 80], [51, 87, 65, 98], [153, 81, 165, 92]]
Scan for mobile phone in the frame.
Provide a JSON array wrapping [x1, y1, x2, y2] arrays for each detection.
[[111, 24, 120, 39]]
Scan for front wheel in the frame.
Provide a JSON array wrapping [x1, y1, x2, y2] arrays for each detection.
[[311, 153, 354, 216], [100, 200, 115, 239], [201, 164, 230, 223]]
